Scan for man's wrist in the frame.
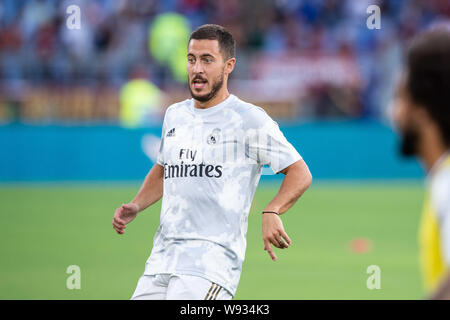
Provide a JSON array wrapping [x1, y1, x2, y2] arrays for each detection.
[[131, 201, 141, 213], [262, 210, 279, 215], [263, 205, 281, 214]]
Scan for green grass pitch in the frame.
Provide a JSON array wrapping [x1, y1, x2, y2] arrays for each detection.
[[0, 181, 425, 299]]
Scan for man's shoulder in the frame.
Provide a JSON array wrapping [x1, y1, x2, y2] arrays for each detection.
[[162, 99, 192, 123], [431, 160, 450, 193], [165, 98, 191, 114], [229, 95, 274, 130], [430, 164, 450, 220]]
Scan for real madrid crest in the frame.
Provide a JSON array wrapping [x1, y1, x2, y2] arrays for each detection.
[[207, 128, 221, 145]]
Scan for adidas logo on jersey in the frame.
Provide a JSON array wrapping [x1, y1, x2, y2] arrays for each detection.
[[166, 128, 176, 137]]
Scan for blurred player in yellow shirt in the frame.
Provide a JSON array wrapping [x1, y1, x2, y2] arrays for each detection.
[[392, 27, 450, 299]]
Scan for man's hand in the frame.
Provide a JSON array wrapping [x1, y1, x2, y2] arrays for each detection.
[[112, 164, 164, 235], [112, 203, 140, 234], [262, 213, 292, 261]]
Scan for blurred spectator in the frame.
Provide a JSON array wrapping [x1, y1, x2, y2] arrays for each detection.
[[0, 0, 449, 123], [119, 66, 164, 128]]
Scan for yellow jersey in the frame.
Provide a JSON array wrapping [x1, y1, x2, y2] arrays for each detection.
[[419, 152, 450, 292]]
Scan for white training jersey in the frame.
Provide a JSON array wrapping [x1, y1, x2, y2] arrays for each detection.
[[429, 152, 450, 265], [144, 94, 302, 296]]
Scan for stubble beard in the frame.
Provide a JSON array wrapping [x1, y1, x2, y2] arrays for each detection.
[[189, 71, 225, 103]]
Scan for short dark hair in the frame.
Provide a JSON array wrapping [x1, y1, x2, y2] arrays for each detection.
[[406, 27, 450, 146], [189, 24, 236, 60]]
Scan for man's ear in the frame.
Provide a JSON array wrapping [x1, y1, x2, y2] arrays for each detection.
[[225, 57, 236, 75]]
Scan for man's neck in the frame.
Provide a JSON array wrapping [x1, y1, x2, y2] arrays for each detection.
[[194, 88, 230, 110], [418, 125, 448, 173]]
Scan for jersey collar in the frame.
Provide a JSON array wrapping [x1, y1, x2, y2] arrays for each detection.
[[189, 94, 234, 116]]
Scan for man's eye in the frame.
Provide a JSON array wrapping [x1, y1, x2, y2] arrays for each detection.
[[188, 57, 195, 63], [204, 58, 212, 63]]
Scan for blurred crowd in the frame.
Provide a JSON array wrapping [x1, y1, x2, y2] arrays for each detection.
[[0, 0, 449, 120]]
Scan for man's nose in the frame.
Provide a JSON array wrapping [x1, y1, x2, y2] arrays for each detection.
[[192, 60, 204, 74]]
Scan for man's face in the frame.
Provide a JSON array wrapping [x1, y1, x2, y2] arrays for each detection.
[[187, 39, 227, 102], [391, 76, 421, 156]]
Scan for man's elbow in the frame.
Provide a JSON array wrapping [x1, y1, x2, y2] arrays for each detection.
[[287, 160, 313, 195], [299, 165, 312, 195], [304, 168, 313, 189]]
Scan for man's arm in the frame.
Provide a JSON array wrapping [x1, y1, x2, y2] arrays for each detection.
[[112, 163, 164, 234], [262, 159, 312, 261], [131, 163, 164, 211], [429, 271, 450, 299]]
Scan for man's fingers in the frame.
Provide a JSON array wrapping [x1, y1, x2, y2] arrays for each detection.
[[270, 231, 290, 249], [267, 248, 277, 261], [114, 216, 125, 226], [113, 205, 134, 235], [269, 238, 281, 249], [269, 235, 287, 249], [280, 230, 292, 246], [112, 220, 125, 233], [113, 225, 125, 234], [275, 235, 289, 249], [112, 220, 125, 229], [113, 205, 133, 235], [264, 240, 277, 261], [114, 227, 125, 234]]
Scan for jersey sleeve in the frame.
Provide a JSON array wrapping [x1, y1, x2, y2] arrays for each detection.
[[431, 167, 450, 265], [246, 109, 302, 174]]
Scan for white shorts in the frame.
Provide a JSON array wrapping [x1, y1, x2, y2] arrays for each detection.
[[130, 273, 233, 300]]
